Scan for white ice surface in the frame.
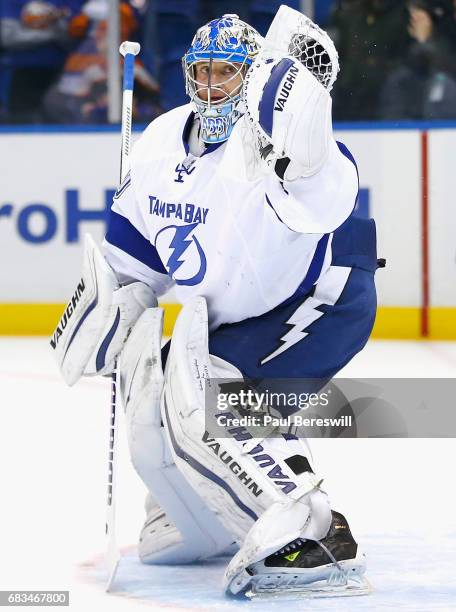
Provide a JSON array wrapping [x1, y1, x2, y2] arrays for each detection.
[[1, 338, 455, 611]]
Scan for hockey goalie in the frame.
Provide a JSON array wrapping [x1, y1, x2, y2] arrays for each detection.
[[50, 5, 378, 599]]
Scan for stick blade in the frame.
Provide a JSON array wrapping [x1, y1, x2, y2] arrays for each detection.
[[105, 532, 121, 592]]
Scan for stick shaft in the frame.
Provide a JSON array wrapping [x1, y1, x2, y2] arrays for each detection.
[[119, 52, 136, 182], [105, 42, 141, 592]]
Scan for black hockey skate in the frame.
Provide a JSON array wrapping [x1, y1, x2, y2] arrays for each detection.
[[244, 511, 371, 600]]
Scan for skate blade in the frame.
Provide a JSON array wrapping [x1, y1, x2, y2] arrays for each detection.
[[245, 573, 372, 601]]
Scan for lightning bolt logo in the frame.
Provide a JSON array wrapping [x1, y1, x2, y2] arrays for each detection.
[[261, 299, 323, 364], [260, 267, 351, 365], [167, 223, 196, 276], [156, 223, 207, 287]]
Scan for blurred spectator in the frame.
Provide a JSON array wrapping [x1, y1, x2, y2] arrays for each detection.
[[42, 0, 161, 123], [200, 0, 250, 23], [249, 0, 300, 36], [329, 0, 411, 120], [314, 0, 335, 26], [0, 0, 86, 122], [200, 0, 300, 36], [143, 0, 197, 110], [379, 0, 456, 119], [5, 0, 455, 124]]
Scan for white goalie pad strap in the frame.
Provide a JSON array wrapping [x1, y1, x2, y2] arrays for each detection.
[[121, 309, 234, 563], [161, 296, 331, 548], [49, 234, 157, 386], [244, 54, 332, 178]]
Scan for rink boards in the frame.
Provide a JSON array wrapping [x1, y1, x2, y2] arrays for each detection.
[[0, 123, 455, 339]]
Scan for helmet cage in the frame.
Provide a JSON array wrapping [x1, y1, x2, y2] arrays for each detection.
[[185, 56, 248, 111], [183, 15, 261, 144]]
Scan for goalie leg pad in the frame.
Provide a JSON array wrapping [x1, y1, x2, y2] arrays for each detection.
[[120, 308, 235, 564], [162, 297, 332, 584]]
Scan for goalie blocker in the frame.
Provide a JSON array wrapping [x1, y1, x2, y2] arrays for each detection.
[[49, 234, 156, 386]]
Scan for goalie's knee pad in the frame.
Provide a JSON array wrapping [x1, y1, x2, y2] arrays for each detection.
[[120, 308, 235, 564], [50, 234, 156, 385], [162, 296, 332, 586]]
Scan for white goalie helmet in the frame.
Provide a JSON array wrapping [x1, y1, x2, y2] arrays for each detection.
[[182, 14, 263, 144]]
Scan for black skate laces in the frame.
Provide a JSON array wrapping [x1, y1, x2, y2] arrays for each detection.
[[274, 538, 307, 556]]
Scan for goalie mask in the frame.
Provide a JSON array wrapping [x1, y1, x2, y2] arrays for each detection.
[[183, 14, 262, 144]]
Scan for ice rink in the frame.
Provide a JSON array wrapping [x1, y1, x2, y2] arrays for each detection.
[[1, 337, 455, 611]]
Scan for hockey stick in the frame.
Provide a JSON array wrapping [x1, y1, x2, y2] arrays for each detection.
[[105, 40, 141, 592]]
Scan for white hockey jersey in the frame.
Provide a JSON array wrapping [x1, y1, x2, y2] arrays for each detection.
[[103, 104, 358, 330]]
